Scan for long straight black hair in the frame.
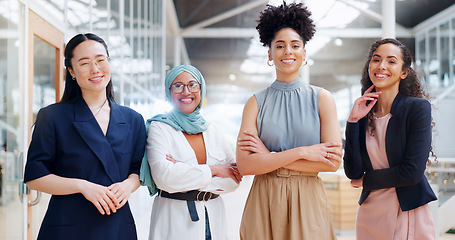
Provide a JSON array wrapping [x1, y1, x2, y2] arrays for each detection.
[[60, 33, 114, 103]]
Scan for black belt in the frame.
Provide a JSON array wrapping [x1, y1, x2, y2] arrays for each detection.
[[159, 190, 219, 201], [158, 190, 219, 222]]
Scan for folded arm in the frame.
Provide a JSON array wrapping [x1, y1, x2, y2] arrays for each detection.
[[362, 101, 432, 190], [148, 122, 240, 193], [236, 94, 342, 176]]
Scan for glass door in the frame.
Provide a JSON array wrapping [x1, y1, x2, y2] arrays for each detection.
[[26, 36, 56, 240], [26, 10, 64, 240], [0, 1, 24, 240]]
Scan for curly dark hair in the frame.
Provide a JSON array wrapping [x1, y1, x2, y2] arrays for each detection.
[[361, 38, 428, 134], [360, 38, 427, 99], [256, 2, 315, 48]]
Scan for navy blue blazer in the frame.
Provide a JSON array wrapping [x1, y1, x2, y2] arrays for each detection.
[[24, 97, 146, 240], [343, 93, 436, 211]]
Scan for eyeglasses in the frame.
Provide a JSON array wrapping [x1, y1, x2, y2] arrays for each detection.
[[170, 82, 201, 93], [75, 56, 110, 72]]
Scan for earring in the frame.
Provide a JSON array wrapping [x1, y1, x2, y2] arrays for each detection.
[[267, 60, 274, 66], [72, 77, 76, 81], [302, 60, 308, 67]]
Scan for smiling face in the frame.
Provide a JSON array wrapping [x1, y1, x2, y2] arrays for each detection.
[[170, 72, 201, 114], [268, 28, 306, 82], [368, 43, 409, 92], [68, 40, 111, 97]]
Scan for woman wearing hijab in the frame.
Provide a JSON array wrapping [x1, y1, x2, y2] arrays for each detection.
[[141, 65, 242, 240]]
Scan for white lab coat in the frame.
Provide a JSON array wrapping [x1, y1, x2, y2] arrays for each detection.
[[147, 121, 239, 240]]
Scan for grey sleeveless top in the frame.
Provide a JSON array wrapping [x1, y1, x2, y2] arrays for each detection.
[[255, 78, 321, 152]]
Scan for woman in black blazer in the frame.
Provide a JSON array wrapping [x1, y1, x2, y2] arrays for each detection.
[[344, 38, 437, 239], [24, 33, 146, 240]]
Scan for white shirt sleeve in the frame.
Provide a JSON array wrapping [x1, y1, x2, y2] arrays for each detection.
[[200, 124, 240, 194], [147, 122, 240, 194], [147, 122, 212, 193]]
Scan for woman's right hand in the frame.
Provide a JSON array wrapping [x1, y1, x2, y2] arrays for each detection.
[[80, 180, 117, 215], [166, 153, 243, 183], [347, 85, 381, 123], [351, 176, 364, 188], [166, 153, 177, 163], [209, 164, 243, 184]]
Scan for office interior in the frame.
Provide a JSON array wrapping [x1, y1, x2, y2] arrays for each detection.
[[1, 0, 455, 239]]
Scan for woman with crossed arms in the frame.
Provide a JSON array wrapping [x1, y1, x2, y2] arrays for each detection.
[[143, 65, 242, 240]]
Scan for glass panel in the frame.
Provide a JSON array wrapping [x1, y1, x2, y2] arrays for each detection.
[[416, 36, 427, 86], [428, 28, 439, 90], [440, 22, 450, 87], [33, 37, 56, 114], [30, 36, 56, 240], [59, 0, 165, 116], [0, 1, 23, 239], [33, 0, 64, 23], [452, 18, 455, 85]]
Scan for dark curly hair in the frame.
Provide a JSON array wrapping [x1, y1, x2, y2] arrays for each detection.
[[256, 2, 315, 48], [361, 38, 427, 99], [361, 38, 427, 134]]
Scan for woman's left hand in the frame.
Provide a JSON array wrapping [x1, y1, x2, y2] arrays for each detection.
[[351, 176, 364, 188], [238, 130, 269, 154], [108, 180, 134, 210]]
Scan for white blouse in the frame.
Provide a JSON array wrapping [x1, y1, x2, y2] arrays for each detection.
[[147, 121, 239, 240]]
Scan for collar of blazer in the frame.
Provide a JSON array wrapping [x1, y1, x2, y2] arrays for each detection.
[[72, 97, 129, 183], [389, 92, 404, 116]]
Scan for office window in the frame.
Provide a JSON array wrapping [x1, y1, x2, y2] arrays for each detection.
[[440, 21, 450, 87], [428, 28, 439, 89], [416, 36, 427, 85], [30, 0, 165, 116]]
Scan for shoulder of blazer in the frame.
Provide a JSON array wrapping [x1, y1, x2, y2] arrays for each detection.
[[35, 102, 74, 121], [43, 101, 73, 111], [389, 93, 430, 118]]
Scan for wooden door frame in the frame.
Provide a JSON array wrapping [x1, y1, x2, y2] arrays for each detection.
[[27, 9, 64, 240]]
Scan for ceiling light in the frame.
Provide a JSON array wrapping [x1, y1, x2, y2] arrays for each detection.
[[334, 38, 343, 46], [308, 59, 315, 66]]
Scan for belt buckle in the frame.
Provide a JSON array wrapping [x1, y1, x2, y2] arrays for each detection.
[[276, 168, 291, 177], [196, 191, 212, 201]]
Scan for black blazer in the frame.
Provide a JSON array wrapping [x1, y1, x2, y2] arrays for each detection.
[[343, 93, 436, 211], [24, 97, 146, 240]]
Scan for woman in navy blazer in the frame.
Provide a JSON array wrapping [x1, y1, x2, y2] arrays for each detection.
[[24, 33, 146, 240], [344, 38, 436, 239]]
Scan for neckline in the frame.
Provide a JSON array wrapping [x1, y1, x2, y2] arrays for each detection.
[[373, 112, 392, 119], [270, 78, 305, 91]]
